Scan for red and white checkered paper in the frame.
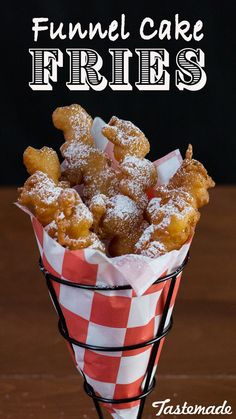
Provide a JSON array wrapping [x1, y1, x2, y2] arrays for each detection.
[[17, 118, 191, 419]]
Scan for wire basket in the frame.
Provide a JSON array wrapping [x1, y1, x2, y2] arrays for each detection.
[[39, 253, 189, 419]]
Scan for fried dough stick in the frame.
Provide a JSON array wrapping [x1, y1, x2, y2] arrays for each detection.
[[102, 116, 157, 209], [135, 145, 215, 257], [53, 104, 121, 201]]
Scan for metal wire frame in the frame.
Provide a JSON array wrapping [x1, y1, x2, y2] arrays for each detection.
[[39, 253, 189, 419]]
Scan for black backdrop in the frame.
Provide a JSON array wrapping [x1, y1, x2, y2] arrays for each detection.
[[1, 0, 236, 185]]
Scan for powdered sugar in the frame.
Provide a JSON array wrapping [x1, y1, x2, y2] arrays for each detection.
[[62, 142, 92, 168], [121, 155, 155, 181], [44, 220, 57, 231], [68, 104, 92, 139], [75, 203, 93, 224], [147, 198, 161, 214], [44, 220, 58, 238], [135, 224, 166, 257], [147, 194, 195, 229], [27, 172, 62, 205], [90, 194, 107, 207], [139, 241, 166, 258], [112, 119, 143, 146], [57, 212, 65, 220], [106, 194, 140, 221], [135, 224, 155, 250]]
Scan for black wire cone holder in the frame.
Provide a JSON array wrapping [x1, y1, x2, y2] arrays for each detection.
[[39, 253, 189, 419]]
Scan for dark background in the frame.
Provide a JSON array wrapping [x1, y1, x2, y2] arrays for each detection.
[[1, 3, 236, 416], [1, 0, 236, 185]]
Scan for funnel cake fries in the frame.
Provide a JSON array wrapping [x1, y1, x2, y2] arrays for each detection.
[[135, 193, 200, 257], [18, 171, 104, 252], [90, 194, 148, 256], [102, 116, 150, 162], [19, 145, 71, 225], [102, 117, 157, 209], [135, 145, 215, 257], [53, 105, 120, 200], [47, 189, 105, 252], [167, 144, 215, 208], [18, 104, 215, 258], [119, 156, 157, 210], [23, 146, 61, 183], [18, 171, 63, 226], [52, 104, 94, 145], [20, 144, 104, 250], [60, 141, 120, 201]]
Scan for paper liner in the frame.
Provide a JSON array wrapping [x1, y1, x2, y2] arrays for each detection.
[[17, 117, 192, 419]]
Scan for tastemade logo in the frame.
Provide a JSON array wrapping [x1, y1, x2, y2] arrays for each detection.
[[28, 14, 207, 92], [152, 399, 233, 416]]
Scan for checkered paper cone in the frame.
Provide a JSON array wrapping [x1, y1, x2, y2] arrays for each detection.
[[17, 118, 191, 419]]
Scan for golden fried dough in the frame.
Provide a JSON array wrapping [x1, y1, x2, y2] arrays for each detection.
[[135, 194, 200, 257], [168, 144, 215, 208], [60, 140, 121, 201], [102, 116, 150, 162], [52, 104, 94, 145], [102, 116, 157, 210], [135, 145, 214, 258], [18, 172, 104, 252], [18, 171, 62, 225], [53, 189, 105, 251], [119, 155, 157, 210], [90, 194, 147, 256], [19, 105, 215, 259], [23, 146, 61, 183], [52, 104, 121, 201]]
